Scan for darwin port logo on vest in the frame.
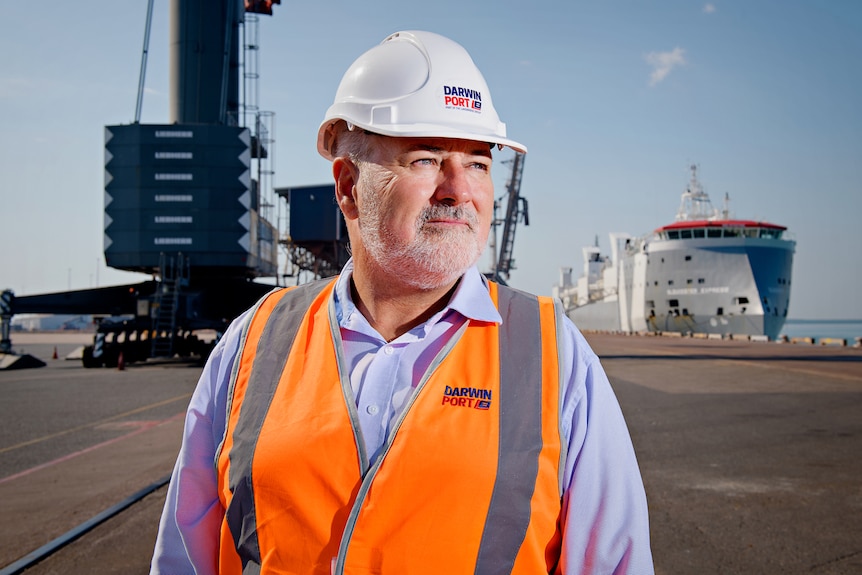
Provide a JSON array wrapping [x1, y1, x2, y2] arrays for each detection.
[[442, 386, 492, 410], [442, 85, 482, 113]]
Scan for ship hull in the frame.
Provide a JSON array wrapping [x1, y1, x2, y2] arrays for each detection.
[[567, 300, 621, 332], [562, 236, 795, 341]]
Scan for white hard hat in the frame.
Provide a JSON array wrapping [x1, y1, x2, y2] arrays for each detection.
[[317, 30, 526, 160]]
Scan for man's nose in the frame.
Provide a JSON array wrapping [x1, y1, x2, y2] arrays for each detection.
[[432, 163, 472, 206]]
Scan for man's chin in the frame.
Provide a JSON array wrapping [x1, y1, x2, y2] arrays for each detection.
[[401, 268, 469, 291], [398, 251, 481, 290], [363, 234, 482, 290]]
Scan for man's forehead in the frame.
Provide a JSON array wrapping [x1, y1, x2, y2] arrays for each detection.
[[392, 137, 494, 157]]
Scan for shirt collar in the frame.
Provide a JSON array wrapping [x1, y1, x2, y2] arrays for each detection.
[[333, 258, 502, 333]]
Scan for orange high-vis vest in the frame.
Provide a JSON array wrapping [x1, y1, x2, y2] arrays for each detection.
[[215, 277, 566, 574]]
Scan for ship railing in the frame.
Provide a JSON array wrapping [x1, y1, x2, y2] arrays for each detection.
[[569, 286, 618, 310]]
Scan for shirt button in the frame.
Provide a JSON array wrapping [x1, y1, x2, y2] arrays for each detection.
[[366, 405, 379, 415], [383, 346, 394, 355]]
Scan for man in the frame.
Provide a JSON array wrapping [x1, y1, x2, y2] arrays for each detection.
[[151, 30, 653, 574]]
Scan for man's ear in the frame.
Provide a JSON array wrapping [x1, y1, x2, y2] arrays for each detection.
[[333, 157, 359, 220]]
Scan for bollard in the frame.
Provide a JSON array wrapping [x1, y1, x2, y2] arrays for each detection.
[[117, 351, 125, 371]]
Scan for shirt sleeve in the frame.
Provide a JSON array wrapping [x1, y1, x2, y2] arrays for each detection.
[[150, 310, 250, 575], [558, 319, 654, 575]]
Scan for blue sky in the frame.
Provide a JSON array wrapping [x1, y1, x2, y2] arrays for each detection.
[[1, 1, 860, 319]]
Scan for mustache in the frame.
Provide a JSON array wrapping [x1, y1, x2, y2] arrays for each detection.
[[417, 205, 478, 231]]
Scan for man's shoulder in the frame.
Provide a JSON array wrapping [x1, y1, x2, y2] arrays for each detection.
[[492, 281, 559, 310], [272, 276, 338, 302]]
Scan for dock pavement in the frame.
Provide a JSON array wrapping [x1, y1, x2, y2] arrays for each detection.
[[0, 331, 860, 574]]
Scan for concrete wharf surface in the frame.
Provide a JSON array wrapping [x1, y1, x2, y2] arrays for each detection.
[[0, 331, 860, 574]]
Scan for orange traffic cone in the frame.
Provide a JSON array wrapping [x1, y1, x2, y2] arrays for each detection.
[[52, 346, 58, 360], [117, 351, 125, 371]]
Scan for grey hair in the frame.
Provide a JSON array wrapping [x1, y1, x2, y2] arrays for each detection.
[[332, 121, 375, 163]]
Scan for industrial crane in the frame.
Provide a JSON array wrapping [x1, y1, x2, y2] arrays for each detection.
[[490, 152, 528, 285], [1, 0, 284, 369]]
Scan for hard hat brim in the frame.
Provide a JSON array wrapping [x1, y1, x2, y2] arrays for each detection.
[[317, 117, 527, 161]]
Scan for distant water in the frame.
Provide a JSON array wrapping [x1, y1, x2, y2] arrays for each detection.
[[781, 319, 862, 344]]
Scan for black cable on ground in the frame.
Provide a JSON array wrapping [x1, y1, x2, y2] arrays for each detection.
[[0, 474, 171, 575]]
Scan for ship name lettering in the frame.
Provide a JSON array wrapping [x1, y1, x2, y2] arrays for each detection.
[[699, 286, 729, 294], [666, 286, 730, 296]]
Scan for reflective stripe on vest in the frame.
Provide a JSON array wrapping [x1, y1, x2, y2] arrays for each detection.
[[217, 278, 562, 574], [221, 278, 332, 573], [475, 283, 543, 574]]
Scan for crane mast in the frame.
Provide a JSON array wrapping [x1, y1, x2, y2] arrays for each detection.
[[492, 151, 528, 284]]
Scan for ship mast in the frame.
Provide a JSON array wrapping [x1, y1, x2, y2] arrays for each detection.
[[675, 164, 718, 222]]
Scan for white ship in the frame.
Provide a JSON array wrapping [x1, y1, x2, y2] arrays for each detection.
[[552, 166, 796, 340]]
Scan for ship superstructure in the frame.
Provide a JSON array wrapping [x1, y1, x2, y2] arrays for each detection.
[[553, 165, 796, 340]]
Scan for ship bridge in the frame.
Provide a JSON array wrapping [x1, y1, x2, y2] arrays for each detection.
[[657, 220, 789, 241]]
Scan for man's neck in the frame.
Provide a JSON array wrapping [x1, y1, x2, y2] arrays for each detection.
[[349, 269, 460, 343]]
